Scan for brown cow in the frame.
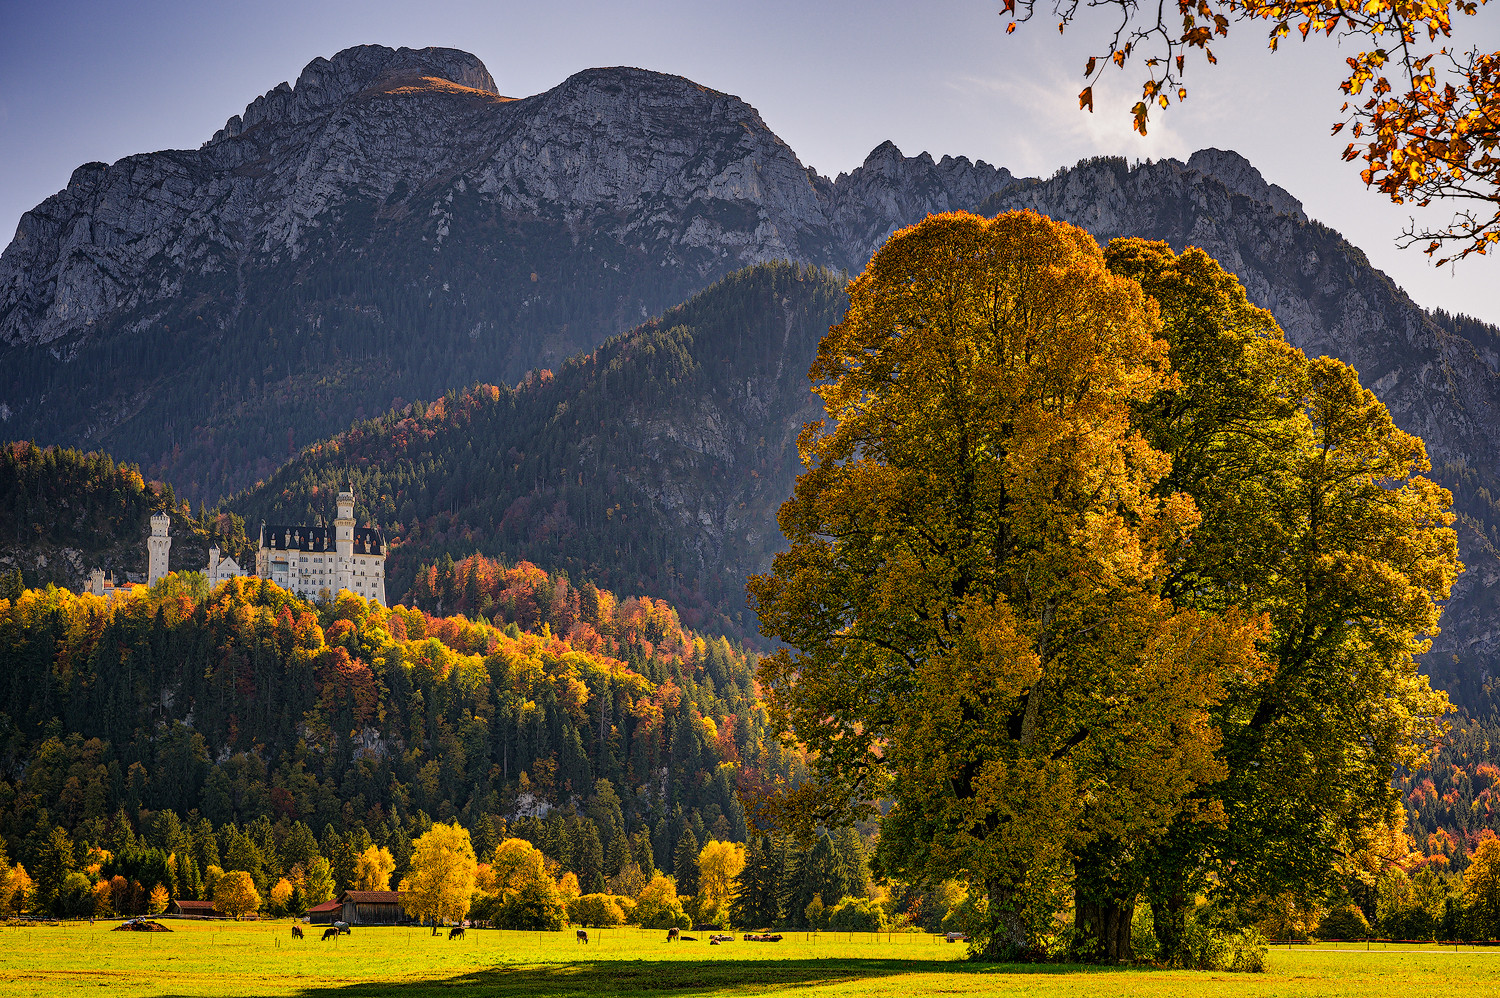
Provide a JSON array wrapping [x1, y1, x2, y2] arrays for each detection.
[[449, 926, 466, 940], [576, 929, 588, 944], [291, 925, 304, 939], [667, 927, 679, 942], [321, 927, 339, 941]]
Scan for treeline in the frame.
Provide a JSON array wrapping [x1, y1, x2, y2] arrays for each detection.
[[0, 572, 802, 917], [0, 441, 253, 590], [407, 554, 724, 679]]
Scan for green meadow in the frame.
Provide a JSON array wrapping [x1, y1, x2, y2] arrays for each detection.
[[3, 921, 1499, 998]]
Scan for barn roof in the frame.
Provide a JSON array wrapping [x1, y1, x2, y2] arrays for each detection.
[[171, 899, 223, 913], [339, 890, 404, 903], [308, 899, 343, 913]]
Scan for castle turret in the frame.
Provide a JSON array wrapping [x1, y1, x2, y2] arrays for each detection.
[[335, 489, 355, 558], [147, 513, 171, 585]]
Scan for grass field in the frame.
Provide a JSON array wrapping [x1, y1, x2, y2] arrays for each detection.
[[3, 921, 1500, 998]]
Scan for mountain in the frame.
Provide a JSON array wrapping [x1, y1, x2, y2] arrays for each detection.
[[0, 45, 1004, 499], [4, 43, 1500, 704]]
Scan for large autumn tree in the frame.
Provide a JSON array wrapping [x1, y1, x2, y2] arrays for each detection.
[[749, 210, 1268, 959], [1105, 239, 1458, 963], [402, 822, 478, 928]]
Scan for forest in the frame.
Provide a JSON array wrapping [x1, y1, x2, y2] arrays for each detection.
[[0, 565, 815, 920]]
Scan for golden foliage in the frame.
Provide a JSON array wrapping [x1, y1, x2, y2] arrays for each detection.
[[213, 870, 260, 919], [404, 822, 478, 925], [354, 845, 396, 892]]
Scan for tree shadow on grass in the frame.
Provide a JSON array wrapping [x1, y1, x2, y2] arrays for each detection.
[[159, 957, 1166, 998]]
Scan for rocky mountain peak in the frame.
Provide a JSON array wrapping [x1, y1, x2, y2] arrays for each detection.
[[212, 44, 499, 141], [1183, 148, 1305, 220]]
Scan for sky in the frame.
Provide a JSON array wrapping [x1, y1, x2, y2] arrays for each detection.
[[1, 0, 1496, 324]]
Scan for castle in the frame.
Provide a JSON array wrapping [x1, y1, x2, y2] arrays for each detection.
[[90, 488, 388, 606], [256, 489, 388, 605]]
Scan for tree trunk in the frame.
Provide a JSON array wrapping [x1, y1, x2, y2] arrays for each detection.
[[978, 876, 1037, 961], [1074, 892, 1134, 962], [1149, 890, 1189, 966], [1071, 841, 1138, 963]]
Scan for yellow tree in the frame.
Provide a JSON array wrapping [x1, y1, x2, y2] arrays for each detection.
[[403, 822, 478, 927], [354, 845, 396, 892], [488, 839, 551, 900], [214, 870, 260, 919], [148, 884, 170, 915], [1003, 0, 1500, 262], [750, 211, 1266, 959], [9, 866, 34, 916], [696, 841, 747, 922], [1465, 836, 1500, 938], [270, 878, 294, 916]]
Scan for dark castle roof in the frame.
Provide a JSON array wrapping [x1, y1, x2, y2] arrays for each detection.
[[263, 524, 385, 555]]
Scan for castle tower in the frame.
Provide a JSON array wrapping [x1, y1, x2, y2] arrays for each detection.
[[334, 488, 355, 593], [147, 513, 171, 585], [335, 489, 355, 558]]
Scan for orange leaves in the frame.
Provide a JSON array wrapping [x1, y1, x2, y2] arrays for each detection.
[[1131, 101, 1151, 134], [1004, 0, 1498, 262]]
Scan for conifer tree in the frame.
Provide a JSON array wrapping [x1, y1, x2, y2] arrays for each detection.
[[673, 826, 700, 897]]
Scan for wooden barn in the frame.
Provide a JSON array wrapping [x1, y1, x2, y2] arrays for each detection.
[[338, 890, 409, 925], [167, 899, 225, 918], [307, 899, 342, 925]]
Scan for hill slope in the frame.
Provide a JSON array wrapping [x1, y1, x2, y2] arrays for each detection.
[[233, 262, 843, 639]]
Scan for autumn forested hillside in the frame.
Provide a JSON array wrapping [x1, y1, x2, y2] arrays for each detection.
[[0, 568, 800, 911], [232, 262, 845, 640]]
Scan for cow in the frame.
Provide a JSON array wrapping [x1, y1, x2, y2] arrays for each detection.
[[666, 927, 679, 942], [680, 935, 697, 942], [291, 925, 304, 939], [576, 929, 589, 944], [449, 926, 466, 940], [710, 938, 720, 945], [321, 927, 340, 941]]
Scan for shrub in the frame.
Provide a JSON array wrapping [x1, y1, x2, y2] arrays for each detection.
[[1225, 928, 1268, 973], [1381, 905, 1437, 941], [633, 874, 688, 929], [569, 893, 626, 927], [493, 878, 566, 930], [1318, 904, 1372, 940], [1130, 903, 1158, 961], [828, 896, 888, 932]]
